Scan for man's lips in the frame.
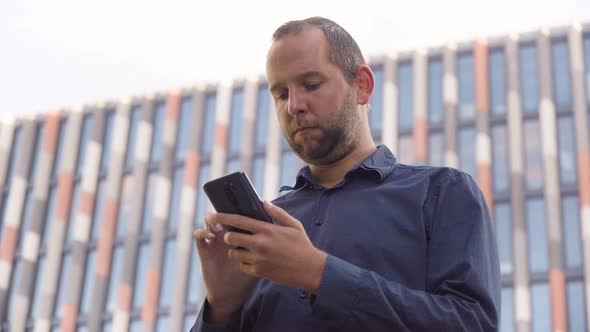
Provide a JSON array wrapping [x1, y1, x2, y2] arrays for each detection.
[[294, 127, 317, 135]]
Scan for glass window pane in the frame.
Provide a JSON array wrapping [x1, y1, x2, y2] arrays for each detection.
[[225, 158, 241, 175], [31, 255, 46, 318], [150, 102, 166, 166], [492, 125, 510, 192], [551, 39, 572, 109], [81, 250, 96, 313], [557, 116, 577, 185], [201, 95, 217, 156], [194, 164, 211, 229], [228, 89, 244, 154], [132, 243, 150, 309], [168, 168, 184, 231], [458, 53, 475, 120], [5, 127, 22, 189], [251, 156, 266, 196], [42, 187, 58, 248], [29, 124, 44, 183], [76, 115, 93, 176], [184, 314, 198, 331], [106, 245, 124, 312], [524, 120, 544, 190], [398, 135, 414, 165], [100, 112, 115, 174], [280, 151, 298, 187], [156, 316, 169, 331], [428, 59, 444, 124], [55, 253, 71, 320], [159, 240, 176, 308], [102, 321, 112, 332], [584, 36, 590, 103], [531, 283, 552, 332], [519, 44, 540, 114], [489, 49, 507, 115], [562, 196, 583, 268], [255, 85, 270, 150], [176, 97, 193, 161], [18, 192, 34, 251], [500, 288, 514, 332], [188, 245, 203, 304], [67, 184, 82, 245], [567, 281, 587, 331], [125, 107, 141, 172], [129, 320, 142, 332], [91, 180, 106, 239], [52, 119, 68, 179], [495, 203, 512, 275], [116, 175, 133, 238], [458, 127, 476, 178], [370, 66, 384, 135], [527, 198, 549, 273], [398, 62, 414, 130], [428, 132, 444, 167], [142, 174, 157, 233], [8, 259, 22, 318]]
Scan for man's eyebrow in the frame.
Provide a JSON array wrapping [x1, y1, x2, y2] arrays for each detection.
[[269, 71, 325, 94]]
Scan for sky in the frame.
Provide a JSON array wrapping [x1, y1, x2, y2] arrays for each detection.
[[1, 0, 589, 117]]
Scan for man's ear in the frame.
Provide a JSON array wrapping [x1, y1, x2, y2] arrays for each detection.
[[354, 65, 375, 106]]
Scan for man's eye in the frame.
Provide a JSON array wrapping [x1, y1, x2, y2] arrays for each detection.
[[304, 83, 320, 91], [278, 91, 289, 101]]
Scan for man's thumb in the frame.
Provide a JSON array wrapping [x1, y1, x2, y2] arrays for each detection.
[[263, 200, 301, 229]]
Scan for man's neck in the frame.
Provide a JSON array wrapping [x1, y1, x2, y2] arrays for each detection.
[[309, 143, 377, 188]]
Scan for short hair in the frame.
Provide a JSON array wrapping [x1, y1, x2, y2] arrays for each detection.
[[272, 17, 365, 83]]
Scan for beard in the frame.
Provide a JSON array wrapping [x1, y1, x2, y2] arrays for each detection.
[[284, 88, 361, 165]]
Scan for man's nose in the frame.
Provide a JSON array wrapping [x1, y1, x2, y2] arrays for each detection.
[[287, 90, 305, 116]]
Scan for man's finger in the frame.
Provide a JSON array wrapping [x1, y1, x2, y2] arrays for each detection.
[[263, 200, 302, 229], [228, 247, 256, 264], [224, 231, 256, 249]]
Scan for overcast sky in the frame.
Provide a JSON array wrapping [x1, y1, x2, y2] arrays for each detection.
[[1, 0, 589, 117]]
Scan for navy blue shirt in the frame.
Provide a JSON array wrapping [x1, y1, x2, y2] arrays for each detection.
[[192, 145, 500, 331]]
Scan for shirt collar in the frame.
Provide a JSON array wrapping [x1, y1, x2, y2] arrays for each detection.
[[280, 145, 397, 191]]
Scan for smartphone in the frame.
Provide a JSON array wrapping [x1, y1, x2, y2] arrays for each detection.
[[203, 172, 273, 232]]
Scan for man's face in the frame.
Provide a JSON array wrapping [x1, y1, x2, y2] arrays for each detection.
[[266, 27, 361, 165]]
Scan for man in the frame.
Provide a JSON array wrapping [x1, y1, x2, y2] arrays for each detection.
[[191, 17, 500, 331]]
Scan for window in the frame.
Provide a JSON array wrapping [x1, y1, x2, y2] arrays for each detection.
[[500, 288, 514, 332], [398, 62, 414, 130], [157, 316, 169, 331], [106, 245, 124, 312], [492, 125, 509, 193], [29, 123, 44, 183], [527, 198, 548, 273], [125, 107, 141, 172], [76, 115, 93, 176], [55, 253, 72, 319], [52, 119, 68, 179], [523, 120, 544, 190], [100, 112, 115, 174], [567, 281, 587, 331], [201, 95, 217, 157], [458, 128, 476, 178], [67, 184, 82, 244], [428, 133, 444, 167], [370, 66, 384, 135], [427, 59, 444, 125], [142, 174, 157, 233], [17, 192, 34, 249], [225, 158, 241, 175], [557, 116, 577, 185], [531, 283, 552, 332], [132, 243, 150, 310], [176, 97, 193, 161], [5, 127, 22, 189], [30, 255, 46, 318], [194, 165, 211, 229], [458, 53, 475, 120], [228, 89, 244, 155], [42, 187, 58, 247], [255, 85, 271, 150], [551, 39, 572, 110], [280, 151, 298, 187], [584, 36, 590, 103], [562, 196, 583, 268], [150, 102, 166, 166], [495, 203, 512, 274], [489, 49, 507, 115], [398, 136, 414, 165], [81, 250, 96, 313], [185, 314, 198, 331], [91, 180, 106, 239], [159, 239, 176, 308], [519, 44, 540, 114], [168, 168, 184, 231], [251, 156, 266, 196], [116, 175, 133, 238], [187, 245, 203, 304]]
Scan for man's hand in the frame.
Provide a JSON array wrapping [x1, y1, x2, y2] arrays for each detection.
[[194, 214, 258, 325], [217, 200, 328, 294]]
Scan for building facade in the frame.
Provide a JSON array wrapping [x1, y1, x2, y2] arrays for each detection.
[[0, 22, 590, 332]]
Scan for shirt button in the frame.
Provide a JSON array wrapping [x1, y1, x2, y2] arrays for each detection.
[[315, 219, 323, 225], [299, 290, 308, 298]]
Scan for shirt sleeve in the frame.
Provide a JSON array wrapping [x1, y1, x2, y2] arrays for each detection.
[[190, 299, 244, 332], [310, 171, 501, 331]]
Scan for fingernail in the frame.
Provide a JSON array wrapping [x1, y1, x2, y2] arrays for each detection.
[[205, 232, 216, 239], [213, 223, 223, 232], [205, 238, 212, 244], [264, 200, 273, 208]]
